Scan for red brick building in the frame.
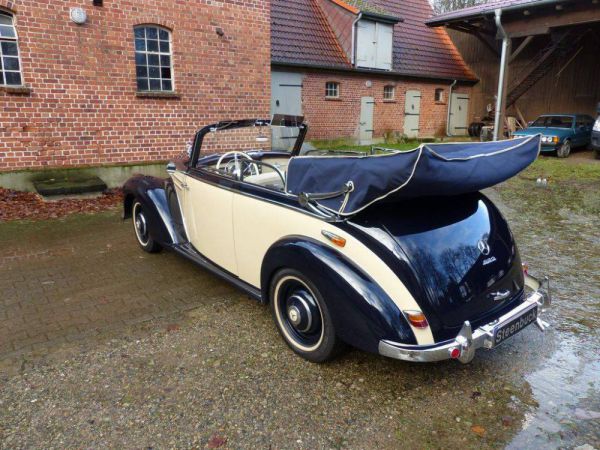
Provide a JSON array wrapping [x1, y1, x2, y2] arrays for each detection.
[[0, 0, 270, 172], [271, 0, 477, 144]]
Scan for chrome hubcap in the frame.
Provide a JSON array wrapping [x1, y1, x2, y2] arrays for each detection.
[[288, 306, 301, 326], [133, 204, 149, 244]]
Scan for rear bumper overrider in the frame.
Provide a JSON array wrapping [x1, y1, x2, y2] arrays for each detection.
[[379, 274, 551, 364]]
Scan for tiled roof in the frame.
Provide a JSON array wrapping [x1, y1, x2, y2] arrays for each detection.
[[271, 0, 477, 81], [342, 0, 389, 16], [427, 0, 569, 25], [371, 0, 477, 80], [271, 0, 350, 69]]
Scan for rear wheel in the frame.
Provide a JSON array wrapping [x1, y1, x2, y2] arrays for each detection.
[[132, 201, 162, 253], [269, 269, 345, 363], [557, 140, 571, 158]]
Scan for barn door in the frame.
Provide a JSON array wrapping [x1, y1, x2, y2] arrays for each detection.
[[449, 93, 469, 136], [404, 90, 421, 138], [271, 71, 303, 150], [359, 96, 375, 145]]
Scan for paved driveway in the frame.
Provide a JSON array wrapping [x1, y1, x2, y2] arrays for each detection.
[[0, 189, 598, 449]]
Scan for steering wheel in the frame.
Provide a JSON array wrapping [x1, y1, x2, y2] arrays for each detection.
[[216, 151, 260, 179]]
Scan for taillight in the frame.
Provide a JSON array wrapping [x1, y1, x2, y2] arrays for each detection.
[[405, 311, 429, 329], [522, 263, 529, 275]]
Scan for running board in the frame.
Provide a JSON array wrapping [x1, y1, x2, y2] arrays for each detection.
[[171, 243, 262, 301]]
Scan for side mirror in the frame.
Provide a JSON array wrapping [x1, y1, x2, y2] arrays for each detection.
[[166, 162, 176, 174]]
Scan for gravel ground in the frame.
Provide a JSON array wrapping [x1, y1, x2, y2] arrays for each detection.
[[0, 171, 599, 449]]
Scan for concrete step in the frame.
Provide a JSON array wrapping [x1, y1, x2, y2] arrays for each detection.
[[33, 175, 107, 197]]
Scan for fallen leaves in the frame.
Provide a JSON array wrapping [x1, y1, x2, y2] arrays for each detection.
[[207, 435, 227, 448], [0, 187, 122, 222], [166, 323, 181, 333], [470, 425, 486, 437]]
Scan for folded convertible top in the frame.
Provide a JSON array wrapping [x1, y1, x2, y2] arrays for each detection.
[[285, 135, 541, 216]]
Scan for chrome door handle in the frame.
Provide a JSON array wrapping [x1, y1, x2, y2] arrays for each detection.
[[489, 290, 511, 301]]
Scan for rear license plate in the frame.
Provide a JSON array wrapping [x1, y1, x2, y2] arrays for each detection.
[[493, 306, 538, 347]]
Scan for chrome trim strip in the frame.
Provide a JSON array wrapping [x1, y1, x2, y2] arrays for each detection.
[[379, 282, 551, 364]]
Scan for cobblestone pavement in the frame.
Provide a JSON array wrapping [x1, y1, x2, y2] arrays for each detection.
[[0, 212, 237, 360], [0, 194, 598, 449]]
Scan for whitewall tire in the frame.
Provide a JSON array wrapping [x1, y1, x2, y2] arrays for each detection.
[[132, 201, 162, 253], [269, 269, 346, 363]]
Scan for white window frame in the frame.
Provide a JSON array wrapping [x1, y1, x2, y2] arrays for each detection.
[[325, 81, 340, 99], [134, 25, 175, 92], [435, 88, 445, 103], [383, 85, 395, 100], [0, 10, 24, 87]]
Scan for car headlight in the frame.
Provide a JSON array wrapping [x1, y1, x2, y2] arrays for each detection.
[[594, 118, 600, 132], [542, 136, 559, 144]]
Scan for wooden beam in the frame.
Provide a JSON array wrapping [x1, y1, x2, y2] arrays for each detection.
[[509, 36, 534, 63], [514, 104, 527, 128], [503, 5, 600, 37]]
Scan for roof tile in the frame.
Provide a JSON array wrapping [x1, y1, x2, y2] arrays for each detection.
[[272, 0, 476, 81]]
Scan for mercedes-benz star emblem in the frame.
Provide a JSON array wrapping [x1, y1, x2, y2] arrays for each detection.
[[478, 239, 491, 256]]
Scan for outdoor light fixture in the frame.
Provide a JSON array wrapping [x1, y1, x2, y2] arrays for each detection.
[[70, 7, 87, 24], [93, 0, 103, 6], [216, 27, 225, 37]]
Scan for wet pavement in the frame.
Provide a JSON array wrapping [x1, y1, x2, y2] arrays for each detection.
[[0, 176, 599, 448]]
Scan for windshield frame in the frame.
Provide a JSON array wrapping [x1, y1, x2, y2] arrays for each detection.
[[189, 117, 307, 169]]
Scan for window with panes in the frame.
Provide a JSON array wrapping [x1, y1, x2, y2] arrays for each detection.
[[134, 25, 174, 92], [0, 11, 22, 86]]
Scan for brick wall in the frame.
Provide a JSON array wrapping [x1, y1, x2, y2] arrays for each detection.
[[301, 71, 471, 141], [0, 0, 270, 172]]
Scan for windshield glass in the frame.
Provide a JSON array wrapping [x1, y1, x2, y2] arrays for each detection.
[[196, 116, 305, 156], [531, 116, 574, 128]]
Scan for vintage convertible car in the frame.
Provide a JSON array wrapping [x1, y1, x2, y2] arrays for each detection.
[[123, 116, 551, 364]]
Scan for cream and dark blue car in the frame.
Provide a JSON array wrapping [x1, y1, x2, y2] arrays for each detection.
[[513, 114, 595, 158], [123, 117, 551, 364]]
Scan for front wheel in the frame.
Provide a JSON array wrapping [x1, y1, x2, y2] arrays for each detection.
[[132, 201, 162, 253], [557, 140, 571, 158], [269, 269, 346, 363]]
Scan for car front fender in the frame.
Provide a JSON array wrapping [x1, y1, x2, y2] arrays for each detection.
[[122, 175, 182, 246], [261, 237, 417, 353]]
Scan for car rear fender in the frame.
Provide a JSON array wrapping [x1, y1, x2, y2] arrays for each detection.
[[122, 175, 186, 246], [260, 237, 417, 353]]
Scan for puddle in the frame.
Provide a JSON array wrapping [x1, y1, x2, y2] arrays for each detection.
[[490, 182, 600, 449]]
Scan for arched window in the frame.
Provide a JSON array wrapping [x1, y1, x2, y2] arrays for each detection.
[[134, 25, 174, 92], [0, 10, 22, 86]]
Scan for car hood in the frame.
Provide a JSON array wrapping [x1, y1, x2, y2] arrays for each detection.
[[346, 193, 525, 342]]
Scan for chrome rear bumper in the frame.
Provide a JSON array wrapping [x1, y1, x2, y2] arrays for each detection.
[[379, 274, 551, 364]]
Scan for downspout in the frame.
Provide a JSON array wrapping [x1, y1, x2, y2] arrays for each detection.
[[446, 79, 458, 137], [493, 8, 511, 141], [351, 12, 363, 66]]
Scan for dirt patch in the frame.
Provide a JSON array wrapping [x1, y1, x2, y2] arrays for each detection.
[[0, 188, 122, 223]]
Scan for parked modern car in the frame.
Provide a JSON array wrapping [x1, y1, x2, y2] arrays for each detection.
[[123, 117, 551, 364], [591, 104, 600, 159], [513, 114, 595, 158]]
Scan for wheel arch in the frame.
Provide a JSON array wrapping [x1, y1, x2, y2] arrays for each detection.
[[260, 236, 417, 353], [122, 175, 182, 246]]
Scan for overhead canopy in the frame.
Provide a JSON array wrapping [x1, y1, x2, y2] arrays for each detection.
[[286, 135, 541, 216]]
